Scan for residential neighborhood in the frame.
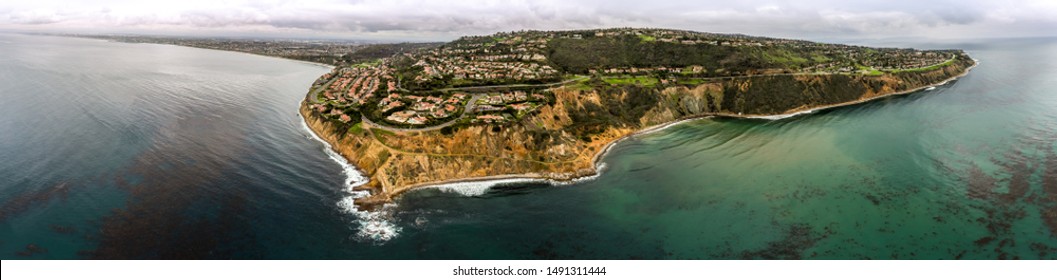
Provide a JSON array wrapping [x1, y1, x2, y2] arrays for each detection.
[[304, 27, 957, 132], [380, 92, 469, 125], [399, 35, 561, 87]]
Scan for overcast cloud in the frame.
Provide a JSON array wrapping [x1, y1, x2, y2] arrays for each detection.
[[1, 0, 1055, 41]]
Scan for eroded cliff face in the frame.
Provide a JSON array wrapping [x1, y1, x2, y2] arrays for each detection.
[[301, 89, 634, 209], [651, 53, 977, 116], [302, 54, 975, 209]]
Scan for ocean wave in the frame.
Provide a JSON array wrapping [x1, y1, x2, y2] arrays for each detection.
[[299, 117, 368, 188], [431, 178, 550, 196], [644, 118, 697, 133], [299, 111, 400, 243], [419, 162, 609, 197], [336, 197, 401, 242], [557, 162, 608, 185], [751, 110, 815, 120]]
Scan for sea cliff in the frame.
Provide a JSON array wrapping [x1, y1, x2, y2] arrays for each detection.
[[301, 52, 976, 210]]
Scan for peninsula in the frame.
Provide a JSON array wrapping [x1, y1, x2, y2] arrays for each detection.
[[298, 28, 976, 210]]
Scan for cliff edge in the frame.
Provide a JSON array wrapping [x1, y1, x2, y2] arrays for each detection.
[[298, 28, 976, 210]]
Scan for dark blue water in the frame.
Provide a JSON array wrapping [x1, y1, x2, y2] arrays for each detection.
[[1, 34, 1055, 259]]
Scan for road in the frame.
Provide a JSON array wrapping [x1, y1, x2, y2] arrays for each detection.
[[361, 95, 482, 132], [308, 78, 336, 103]]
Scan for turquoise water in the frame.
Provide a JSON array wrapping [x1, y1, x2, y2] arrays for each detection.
[[0, 34, 1054, 259]]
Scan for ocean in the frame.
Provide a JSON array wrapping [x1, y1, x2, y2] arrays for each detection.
[[0, 34, 1054, 259]]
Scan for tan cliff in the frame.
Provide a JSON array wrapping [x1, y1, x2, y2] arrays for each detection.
[[301, 54, 976, 210]]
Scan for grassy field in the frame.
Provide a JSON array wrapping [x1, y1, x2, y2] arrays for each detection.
[[889, 57, 955, 73], [351, 59, 382, 68], [676, 77, 711, 86], [856, 65, 884, 76], [566, 79, 595, 91], [762, 49, 810, 68], [349, 122, 365, 134], [637, 34, 656, 42], [603, 75, 659, 86]]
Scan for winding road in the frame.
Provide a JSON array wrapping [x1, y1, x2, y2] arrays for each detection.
[[359, 76, 588, 132]]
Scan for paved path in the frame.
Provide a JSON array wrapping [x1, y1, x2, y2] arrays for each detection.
[[308, 78, 336, 103]]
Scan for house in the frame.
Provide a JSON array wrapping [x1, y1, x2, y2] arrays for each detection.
[[475, 105, 504, 112], [476, 114, 505, 123], [413, 102, 436, 111], [381, 100, 405, 113], [510, 103, 532, 111], [407, 116, 427, 125], [387, 110, 415, 123], [431, 108, 451, 118]]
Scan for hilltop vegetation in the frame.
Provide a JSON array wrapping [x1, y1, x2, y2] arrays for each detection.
[[546, 35, 768, 74]]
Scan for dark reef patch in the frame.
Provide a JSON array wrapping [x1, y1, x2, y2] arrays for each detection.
[[966, 164, 997, 200], [0, 182, 71, 222], [958, 143, 1057, 258], [15, 243, 48, 257], [739, 223, 829, 259], [49, 225, 77, 235], [82, 109, 259, 259]]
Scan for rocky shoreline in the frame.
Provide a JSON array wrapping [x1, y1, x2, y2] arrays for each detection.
[[300, 56, 977, 211]]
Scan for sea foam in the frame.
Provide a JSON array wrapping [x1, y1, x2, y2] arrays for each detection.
[[430, 178, 549, 196], [418, 162, 609, 197], [299, 111, 401, 243], [751, 110, 815, 120]]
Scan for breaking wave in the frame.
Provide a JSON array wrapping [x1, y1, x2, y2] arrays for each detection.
[[751, 110, 815, 120], [299, 111, 401, 243], [419, 162, 609, 197]]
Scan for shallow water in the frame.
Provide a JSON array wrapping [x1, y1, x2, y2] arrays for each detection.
[[1, 34, 1054, 259]]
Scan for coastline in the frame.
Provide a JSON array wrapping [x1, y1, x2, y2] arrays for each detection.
[[298, 99, 404, 241], [152, 42, 338, 69], [389, 58, 980, 197], [302, 58, 978, 202], [71, 34, 339, 69]]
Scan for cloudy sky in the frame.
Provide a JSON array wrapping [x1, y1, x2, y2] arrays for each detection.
[[1, 0, 1055, 42]]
